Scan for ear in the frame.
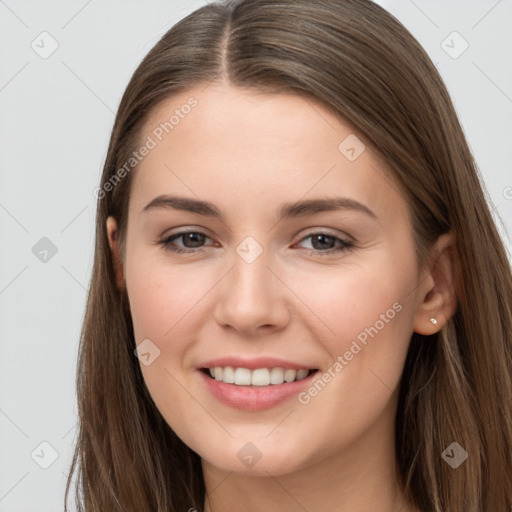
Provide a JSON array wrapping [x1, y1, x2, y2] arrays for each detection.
[[413, 232, 458, 335], [106, 216, 125, 291]]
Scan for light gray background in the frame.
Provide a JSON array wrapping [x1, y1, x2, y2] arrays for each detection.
[[0, 1, 510, 511]]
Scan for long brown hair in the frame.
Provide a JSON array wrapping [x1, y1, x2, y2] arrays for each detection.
[[65, 1, 512, 510]]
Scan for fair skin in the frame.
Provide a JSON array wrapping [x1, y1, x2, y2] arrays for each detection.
[[107, 82, 456, 511]]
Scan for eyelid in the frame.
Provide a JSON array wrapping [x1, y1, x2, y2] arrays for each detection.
[[160, 226, 353, 245], [298, 227, 353, 241], [160, 225, 214, 240], [159, 226, 355, 257]]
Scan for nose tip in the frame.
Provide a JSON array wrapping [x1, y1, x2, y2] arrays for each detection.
[[212, 252, 290, 335]]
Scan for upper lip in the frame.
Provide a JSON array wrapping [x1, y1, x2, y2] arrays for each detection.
[[198, 357, 317, 370]]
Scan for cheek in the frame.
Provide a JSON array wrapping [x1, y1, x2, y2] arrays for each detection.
[[125, 253, 212, 418], [294, 256, 415, 351], [125, 245, 227, 373], [296, 256, 417, 413], [124, 232, 185, 328]]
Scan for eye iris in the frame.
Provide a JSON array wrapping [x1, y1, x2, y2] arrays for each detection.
[[311, 234, 335, 250], [182, 232, 205, 248]]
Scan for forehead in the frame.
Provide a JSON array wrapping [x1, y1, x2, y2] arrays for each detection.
[[141, 83, 361, 158], [130, 83, 405, 221]]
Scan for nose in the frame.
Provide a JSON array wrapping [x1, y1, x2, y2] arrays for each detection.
[[213, 248, 291, 336]]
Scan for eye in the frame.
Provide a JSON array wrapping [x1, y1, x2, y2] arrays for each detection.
[[159, 230, 215, 254], [158, 229, 354, 256], [296, 232, 353, 256]]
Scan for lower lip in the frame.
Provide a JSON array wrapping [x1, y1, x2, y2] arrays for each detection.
[[199, 370, 317, 411]]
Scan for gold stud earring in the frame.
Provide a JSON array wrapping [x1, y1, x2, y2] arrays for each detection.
[[430, 317, 438, 325]]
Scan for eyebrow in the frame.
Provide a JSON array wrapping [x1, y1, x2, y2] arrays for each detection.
[[142, 195, 377, 221]]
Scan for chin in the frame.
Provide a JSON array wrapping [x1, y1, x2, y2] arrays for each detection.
[[200, 443, 313, 477]]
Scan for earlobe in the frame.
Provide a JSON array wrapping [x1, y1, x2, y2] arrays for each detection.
[[413, 232, 458, 335], [106, 216, 125, 290]]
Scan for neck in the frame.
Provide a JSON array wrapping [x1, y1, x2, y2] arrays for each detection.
[[202, 396, 419, 512]]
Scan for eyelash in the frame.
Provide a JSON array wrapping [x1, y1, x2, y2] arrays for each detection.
[[158, 230, 354, 257]]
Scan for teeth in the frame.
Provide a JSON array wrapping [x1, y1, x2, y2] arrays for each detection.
[[270, 367, 284, 384], [296, 369, 309, 380], [206, 367, 312, 386], [251, 368, 270, 386], [223, 366, 235, 384], [234, 367, 251, 385], [284, 369, 296, 382]]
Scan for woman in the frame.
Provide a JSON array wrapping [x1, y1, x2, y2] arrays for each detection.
[[65, 0, 512, 510]]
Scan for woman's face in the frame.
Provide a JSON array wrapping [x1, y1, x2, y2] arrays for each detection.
[[112, 83, 433, 476]]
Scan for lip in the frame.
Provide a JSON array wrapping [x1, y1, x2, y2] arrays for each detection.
[[198, 356, 314, 371], [198, 365, 318, 411]]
